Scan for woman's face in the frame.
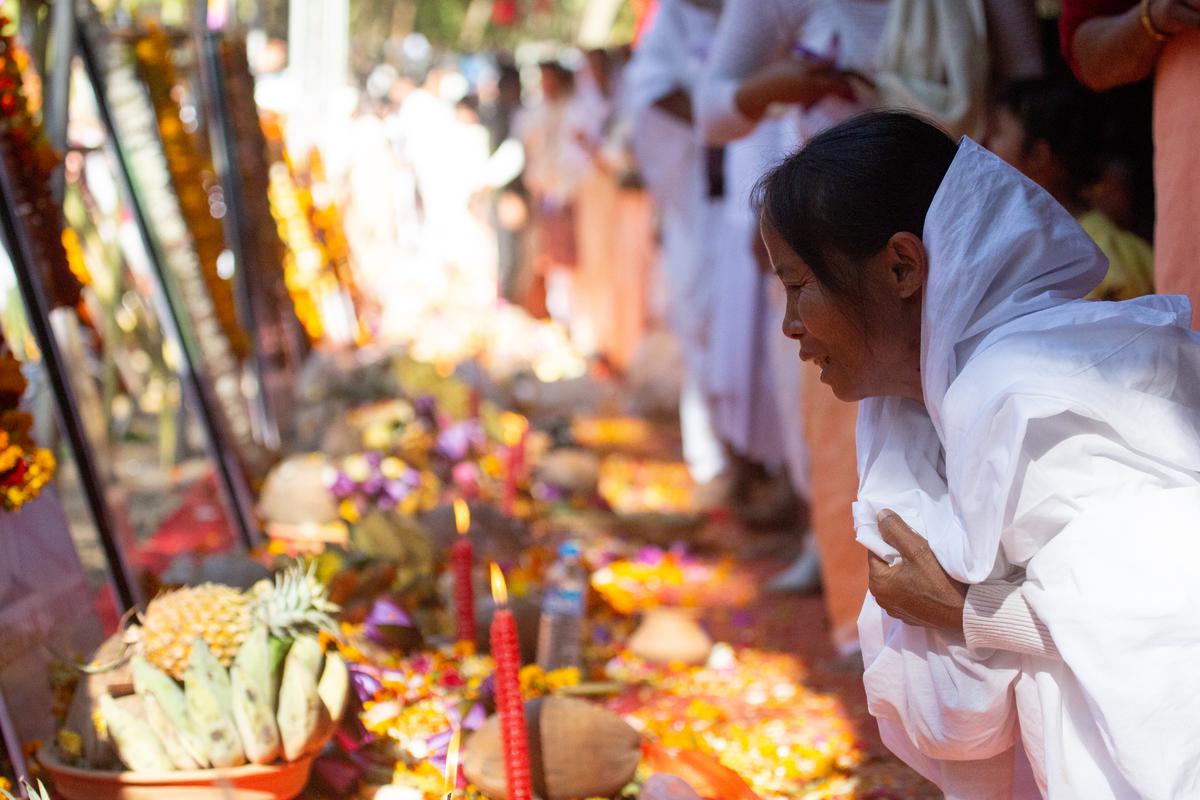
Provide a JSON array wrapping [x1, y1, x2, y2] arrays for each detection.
[[761, 219, 926, 403]]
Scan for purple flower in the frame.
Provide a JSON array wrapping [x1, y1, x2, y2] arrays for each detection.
[[365, 597, 415, 628], [349, 665, 383, 702], [364, 598, 418, 648], [329, 472, 356, 499], [478, 673, 497, 704], [462, 702, 486, 730], [534, 483, 568, 502], [427, 728, 454, 753], [437, 424, 472, 462], [361, 475, 384, 497], [636, 546, 665, 565], [414, 395, 437, 418]]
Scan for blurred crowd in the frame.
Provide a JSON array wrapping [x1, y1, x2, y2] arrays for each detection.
[[320, 0, 1198, 654]]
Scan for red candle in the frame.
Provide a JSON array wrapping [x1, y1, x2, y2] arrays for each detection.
[[452, 500, 476, 645], [489, 563, 533, 800]]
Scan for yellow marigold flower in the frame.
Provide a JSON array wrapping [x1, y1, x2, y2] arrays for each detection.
[[519, 664, 546, 695], [91, 709, 107, 738], [399, 492, 421, 516], [0, 445, 23, 474], [544, 667, 581, 691], [56, 729, 83, 760], [338, 498, 360, 524]]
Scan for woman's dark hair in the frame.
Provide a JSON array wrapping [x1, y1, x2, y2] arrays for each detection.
[[754, 111, 956, 308]]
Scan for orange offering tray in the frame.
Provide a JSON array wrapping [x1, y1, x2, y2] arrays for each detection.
[[39, 745, 316, 800]]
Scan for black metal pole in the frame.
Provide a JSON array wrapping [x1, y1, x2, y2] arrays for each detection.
[[75, 15, 260, 550], [0, 130, 141, 616], [192, 7, 280, 449]]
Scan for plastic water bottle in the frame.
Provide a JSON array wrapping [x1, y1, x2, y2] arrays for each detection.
[[536, 541, 587, 670]]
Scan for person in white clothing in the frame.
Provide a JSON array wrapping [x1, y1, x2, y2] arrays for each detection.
[[514, 62, 588, 319], [698, 0, 891, 597], [625, 0, 728, 491], [758, 110, 1200, 799]]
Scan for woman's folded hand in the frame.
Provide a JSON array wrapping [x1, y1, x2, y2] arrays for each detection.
[[868, 509, 968, 634]]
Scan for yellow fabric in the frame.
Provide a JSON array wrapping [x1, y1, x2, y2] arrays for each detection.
[[1078, 210, 1154, 301]]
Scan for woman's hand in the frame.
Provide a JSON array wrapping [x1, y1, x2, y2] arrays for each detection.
[[1149, 0, 1200, 36], [1072, 0, 1200, 91], [734, 59, 855, 121], [868, 510, 968, 634]]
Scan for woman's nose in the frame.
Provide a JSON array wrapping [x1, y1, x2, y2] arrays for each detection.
[[782, 312, 804, 340]]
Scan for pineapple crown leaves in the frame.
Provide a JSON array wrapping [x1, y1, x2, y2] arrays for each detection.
[[0, 780, 52, 800], [250, 560, 340, 640]]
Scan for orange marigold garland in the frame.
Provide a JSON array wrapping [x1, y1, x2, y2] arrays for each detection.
[[132, 22, 250, 359], [0, 15, 83, 310], [0, 18, 65, 510], [0, 349, 56, 512]]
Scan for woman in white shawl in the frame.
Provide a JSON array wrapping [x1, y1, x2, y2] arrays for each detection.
[[757, 111, 1200, 799]]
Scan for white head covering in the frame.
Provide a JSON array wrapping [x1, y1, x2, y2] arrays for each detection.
[[853, 138, 1200, 798], [856, 138, 1108, 576]]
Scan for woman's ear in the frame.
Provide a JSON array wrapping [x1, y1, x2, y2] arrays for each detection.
[[885, 232, 928, 300]]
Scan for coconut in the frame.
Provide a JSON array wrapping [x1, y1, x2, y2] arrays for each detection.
[[462, 696, 641, 800]]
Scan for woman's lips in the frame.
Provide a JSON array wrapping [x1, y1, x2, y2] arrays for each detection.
[[800, 351, 832, 369]]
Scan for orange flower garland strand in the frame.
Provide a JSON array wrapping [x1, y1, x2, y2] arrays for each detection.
[[0, 351, 55, 512], [132, 22, 250, 360], [0, 16, 83, 310]]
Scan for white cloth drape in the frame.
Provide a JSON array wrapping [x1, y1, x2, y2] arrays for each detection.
[[855, 139, 1200, 799], [873, 0, 990, 140]]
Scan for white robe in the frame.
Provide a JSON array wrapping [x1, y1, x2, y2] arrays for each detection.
[[854, 138, 1200, 799], [706, 119, 790, 465], [626, 0, 727, 482]]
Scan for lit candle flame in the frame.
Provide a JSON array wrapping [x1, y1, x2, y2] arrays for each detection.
[[453, 499, 470, 535], [443, 727, 461, 798], [489, 563, 508, 606]]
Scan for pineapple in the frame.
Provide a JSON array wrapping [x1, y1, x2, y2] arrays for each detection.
[[142, 583, 253, 680], [140, 563, 339, 680], [1, 780, 52, 800], [250, 561, 339, 640]]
